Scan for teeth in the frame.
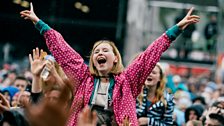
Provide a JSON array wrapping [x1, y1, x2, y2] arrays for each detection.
[[97, 58, 106, 64], [97, 57, 105, 60]]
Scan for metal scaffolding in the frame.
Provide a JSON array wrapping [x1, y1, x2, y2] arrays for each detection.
[[123, 0, 223, 67]]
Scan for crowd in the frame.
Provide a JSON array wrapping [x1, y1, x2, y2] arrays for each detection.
[[0, 3, 223, 126]]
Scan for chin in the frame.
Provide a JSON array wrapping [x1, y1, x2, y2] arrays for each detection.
[[145, 84, 155, 88], [145, 84, 152, 86], [97, 68, 106, 72], [97, 67, 110, 72]]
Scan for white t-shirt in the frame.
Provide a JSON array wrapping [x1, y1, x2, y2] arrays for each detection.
[[95, 82, 109, 107]]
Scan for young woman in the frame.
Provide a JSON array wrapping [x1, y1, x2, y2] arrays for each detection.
[[20, 3, 200, 126], [136, 63, 175, 126]]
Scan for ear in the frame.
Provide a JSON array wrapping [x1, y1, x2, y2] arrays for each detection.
[[114, 56, 118, 63]]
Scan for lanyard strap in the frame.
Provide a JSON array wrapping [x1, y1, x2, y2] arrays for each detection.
[[89, 76, 115, 109]]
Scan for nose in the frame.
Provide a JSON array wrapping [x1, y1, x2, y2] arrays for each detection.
[[148, 74, 152, 77], [98, 50, 103, 55]]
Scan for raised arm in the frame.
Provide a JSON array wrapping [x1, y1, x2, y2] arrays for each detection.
[[29, 48, 45, 93], [20, 3, 90, 88], [123, 7, 199, 98]]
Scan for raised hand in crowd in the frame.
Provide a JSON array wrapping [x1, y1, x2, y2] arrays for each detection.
[[177, 7, 200, 30], [29, 48, 47, 77], [0, 93, 10, 113], [20, 2, 40, 24], [29, 48, 47, 93], [77, 106, 97, 126], [204, 106, 222, 119]]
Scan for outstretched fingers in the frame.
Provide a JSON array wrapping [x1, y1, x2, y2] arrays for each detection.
[[186, 7, 194, 17], [0, 93, 9, 106], [30, 2, 34, 12], [33, 49, 37, 59], [177, 7, 200, 30], [0, 93, 10, 112], [35, 47, 40, 58], [187, 15, 200, 20], [20, 10, 31, 16], [29, 54, 33, 64], [32, 48, 41, 60], [186, 18, 200, 24]]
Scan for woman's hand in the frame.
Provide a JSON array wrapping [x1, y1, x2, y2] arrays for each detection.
[[20, 2, 40, 24], [177, 7, 200, 30], [44, 60, 58, 79], [29, 48, 47, 77], [206, 107, 221, 118], [138, 117, 148, 126], [77, 106, 97, 126]]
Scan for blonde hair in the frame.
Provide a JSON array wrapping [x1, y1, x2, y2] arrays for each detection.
[[42, 62, 73, 106], [42, 62, 68, 93], [89, 40, 124, 76], [137, 63, 167, 108]]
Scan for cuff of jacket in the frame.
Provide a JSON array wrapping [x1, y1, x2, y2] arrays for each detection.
[[35, 20, 51, 35], [166, 25, 182, 41]]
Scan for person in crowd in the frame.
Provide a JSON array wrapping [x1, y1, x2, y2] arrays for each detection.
[[185, 104, 205, 123], [13, 76, 30, 92], [1, 86, 19, 105], [20, 3, 200, 125], [0, 109, 29, 126], [186, 120, 202, 126], [24, 79, 73, 126], [17, 91, 31, 107], [0, 91, 29, 126], [204, 13, 218, 58], [200, 100, 224, 124], [192, 96, 206, 107], [28, 48, 72, 106], [1, 70, 17, 88], [18, 48, 73, 126], [136, 63, 175, 126], [11, 92, 20, 107], [204, 113, 224, 126]]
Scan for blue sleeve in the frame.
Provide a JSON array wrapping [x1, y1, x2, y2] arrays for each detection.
[[35, 20, 51, 35], [166, 25, 182, 41]]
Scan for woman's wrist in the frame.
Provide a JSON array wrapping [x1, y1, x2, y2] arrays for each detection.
[[33, 18, 40, 24], [166, 25, 183, 41], [33, 75, 41, 79], [35, 20, 51, 35]]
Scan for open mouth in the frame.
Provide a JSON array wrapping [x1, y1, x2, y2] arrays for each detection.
[[97, 58, 106, 64], [147, 78, 152, 81]]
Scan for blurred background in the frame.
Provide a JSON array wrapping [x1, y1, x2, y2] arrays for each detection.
[[0, 0, 224, 82]]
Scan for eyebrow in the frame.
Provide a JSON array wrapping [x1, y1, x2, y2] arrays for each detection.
[[95, 47, 110, 51]]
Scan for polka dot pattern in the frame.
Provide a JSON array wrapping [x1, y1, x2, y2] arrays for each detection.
[[43, 30, 172, 126]]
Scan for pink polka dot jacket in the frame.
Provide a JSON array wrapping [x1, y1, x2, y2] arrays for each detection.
[[37, 20, 180, 126]]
